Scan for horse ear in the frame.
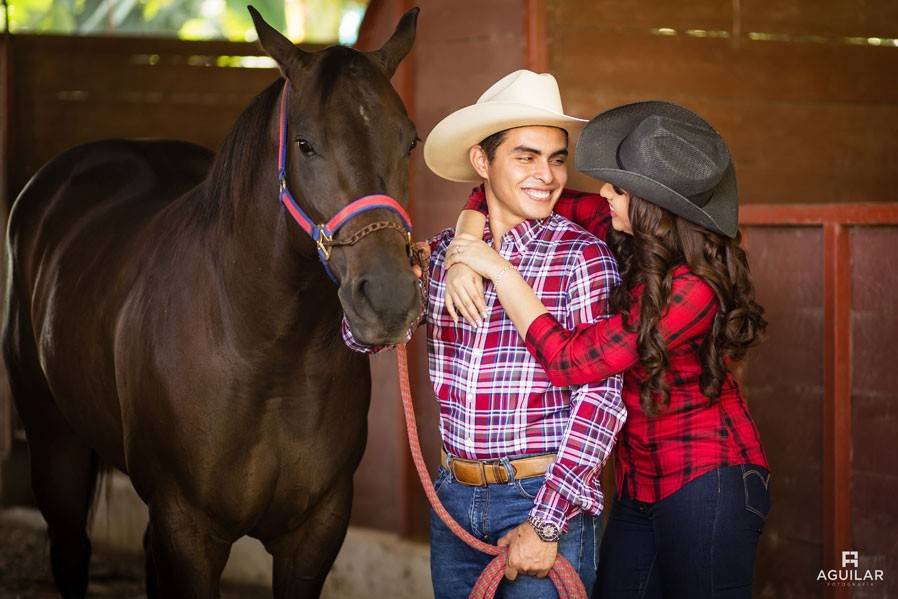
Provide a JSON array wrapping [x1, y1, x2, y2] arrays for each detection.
[[248, 5, 311, 77], [372, 7, 420, 78]]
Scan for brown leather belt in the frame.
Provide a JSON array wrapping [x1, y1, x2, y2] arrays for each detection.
[[440, 449, 556, 487]]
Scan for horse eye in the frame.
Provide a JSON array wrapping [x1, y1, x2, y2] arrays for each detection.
[[297, 139, 316, 156], [408, 138, 419, 156]]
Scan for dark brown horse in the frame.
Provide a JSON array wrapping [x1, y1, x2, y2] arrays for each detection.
[[2, 7, 421, 598]]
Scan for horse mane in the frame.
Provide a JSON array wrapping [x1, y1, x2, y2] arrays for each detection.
[[194, 78, 284, 226]]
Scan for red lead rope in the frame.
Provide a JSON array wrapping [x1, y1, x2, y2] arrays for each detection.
[[395, 344, 588, 599]]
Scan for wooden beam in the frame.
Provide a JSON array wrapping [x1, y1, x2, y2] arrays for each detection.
[[390, 0, 418, 538], [524, 0, 548, 72], [822, 223, 852, 599], [741, 203, 898, 226], [1, 33, 10, 214]]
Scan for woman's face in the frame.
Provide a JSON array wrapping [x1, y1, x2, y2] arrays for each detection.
[[600, 182, 633, 234]]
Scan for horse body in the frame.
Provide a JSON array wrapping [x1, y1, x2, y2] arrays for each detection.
[[4, 8, 420, 598]]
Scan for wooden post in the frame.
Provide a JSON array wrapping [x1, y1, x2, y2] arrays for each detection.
[[391, 0, 418, 538], [822, 222, 852, 599], [0, 29, 11, 461], [523, 0, 547, 72]]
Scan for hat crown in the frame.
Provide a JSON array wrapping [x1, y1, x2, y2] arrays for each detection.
[[618, 115, 730, 206], [476, 70, 566, 115]]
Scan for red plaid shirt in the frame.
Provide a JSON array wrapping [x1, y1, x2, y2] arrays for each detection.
[[342, 212, 624, 532], [465, 186, 768, 503]]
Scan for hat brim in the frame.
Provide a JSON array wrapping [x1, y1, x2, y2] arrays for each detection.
[[576, 102, 739, 238], [424, 102, 587, 183]]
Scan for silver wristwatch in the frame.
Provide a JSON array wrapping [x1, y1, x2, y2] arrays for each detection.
[[527, 515, 562, 542]]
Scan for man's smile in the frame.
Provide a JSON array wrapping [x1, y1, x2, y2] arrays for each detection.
[[521, 187, 554, 202]]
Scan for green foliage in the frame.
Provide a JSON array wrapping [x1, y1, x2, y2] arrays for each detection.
[[4, 0, 367, 42]]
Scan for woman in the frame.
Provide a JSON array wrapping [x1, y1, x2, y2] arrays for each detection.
[[442, 101, 770, 598]]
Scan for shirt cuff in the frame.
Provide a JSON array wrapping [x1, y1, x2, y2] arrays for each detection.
[[524, 312, 566, 366], [529, 483, 576, 534]]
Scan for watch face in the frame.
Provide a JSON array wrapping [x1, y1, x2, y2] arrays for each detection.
[[540, 522, 560, 541]]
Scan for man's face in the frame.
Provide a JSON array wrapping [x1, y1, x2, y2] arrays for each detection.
[[472, 126, 569, 222]]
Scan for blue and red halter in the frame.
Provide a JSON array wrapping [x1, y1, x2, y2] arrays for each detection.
[[276, 82, 413, 284]]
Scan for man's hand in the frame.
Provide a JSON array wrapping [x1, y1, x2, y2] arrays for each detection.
[[496, 521, 558, 581], [411, 240, 431, 279]]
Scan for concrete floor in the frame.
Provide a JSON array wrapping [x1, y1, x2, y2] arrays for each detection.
[[2, 471, 434, 598]]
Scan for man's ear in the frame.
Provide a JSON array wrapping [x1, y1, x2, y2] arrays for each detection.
[[470, 145, 490, 180]]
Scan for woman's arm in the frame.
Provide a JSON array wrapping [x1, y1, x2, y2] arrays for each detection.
[[443, 236, 549, 336], [525, 274, 719, 386], [446, 186, 612, 325], [444, 188, 489, 324], [446, 241, 720, 386]]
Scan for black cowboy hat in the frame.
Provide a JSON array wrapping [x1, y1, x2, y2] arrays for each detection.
[[575, 101, 738, 238]]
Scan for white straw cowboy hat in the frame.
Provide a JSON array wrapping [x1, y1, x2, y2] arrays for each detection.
[[424, 70, 587, 182], [576, 101, 740, 238]]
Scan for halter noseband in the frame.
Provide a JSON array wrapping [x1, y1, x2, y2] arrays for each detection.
[[276, 82, 413, 284]]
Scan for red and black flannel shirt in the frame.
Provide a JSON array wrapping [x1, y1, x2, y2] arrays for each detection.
[[464, 186, 768, 503], [342, 212, 624, 532]]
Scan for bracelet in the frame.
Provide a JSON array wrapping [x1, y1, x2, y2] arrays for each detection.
[[492, 263, 515, 287]]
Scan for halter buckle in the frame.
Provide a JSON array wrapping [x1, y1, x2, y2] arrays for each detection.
[[315, 225, 333, 260]]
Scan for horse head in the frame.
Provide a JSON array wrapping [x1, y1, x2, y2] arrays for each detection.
[[249, 6, 422, 346]]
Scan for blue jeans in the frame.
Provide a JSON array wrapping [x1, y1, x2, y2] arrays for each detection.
[[430, 465, 600, 599], [593, 464, 770, 599]]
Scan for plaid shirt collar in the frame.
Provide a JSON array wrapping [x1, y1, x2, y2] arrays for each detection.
[[481, 214, 553, 257]]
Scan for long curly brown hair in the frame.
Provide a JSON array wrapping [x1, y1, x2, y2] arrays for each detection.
[[609, 195, 767, 417]]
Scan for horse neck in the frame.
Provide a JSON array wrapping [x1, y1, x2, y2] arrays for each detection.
[[196, 104, 340, 345]]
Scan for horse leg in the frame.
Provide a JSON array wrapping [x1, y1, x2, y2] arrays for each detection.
[[143, 523, 159, 598], [146, 495, 232, 599], [4, 335, 98, 597], [30, 434, 99, 598], [265, 477, 353, 599]]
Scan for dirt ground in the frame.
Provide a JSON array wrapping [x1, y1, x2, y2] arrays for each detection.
[[0, 515, 270, 599]]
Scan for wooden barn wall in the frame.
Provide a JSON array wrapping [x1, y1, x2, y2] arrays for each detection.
[[849, 227, 898, 598], [545, 0, 898, 204], [741, 228, 825, 598], [4, 35, 294, 204]]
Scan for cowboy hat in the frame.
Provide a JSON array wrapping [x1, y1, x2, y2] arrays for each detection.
[[576, 101, 739, 238], [424, 70, 587, 182]]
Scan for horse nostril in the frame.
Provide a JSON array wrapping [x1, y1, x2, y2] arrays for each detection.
[[353, 271, 418, 319], [354, 276, 374, 311]]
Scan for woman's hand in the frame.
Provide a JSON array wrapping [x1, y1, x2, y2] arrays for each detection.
[[444, 235, 508, 278], [444, 263, 485, 326], [444, 234, 505, 326]]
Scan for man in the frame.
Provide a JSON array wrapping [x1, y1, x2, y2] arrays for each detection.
[[342, 70, 625, 598]]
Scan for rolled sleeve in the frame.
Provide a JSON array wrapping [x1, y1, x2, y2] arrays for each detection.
[[529, 239, 626, 532]]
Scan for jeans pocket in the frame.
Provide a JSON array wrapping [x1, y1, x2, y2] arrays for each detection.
[[434, 467, 451, 494], [514, 475, 545, 499], [741, 465, 771, 521]]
